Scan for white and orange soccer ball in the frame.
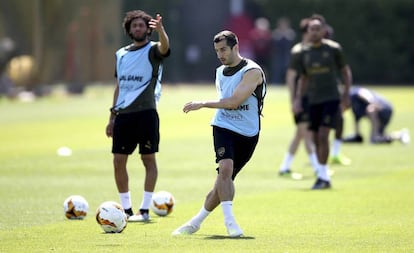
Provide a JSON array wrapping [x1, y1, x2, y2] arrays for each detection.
[[150, 191, 175, 216], [63, 195, 89, 220], [95, 201, 127, 233]]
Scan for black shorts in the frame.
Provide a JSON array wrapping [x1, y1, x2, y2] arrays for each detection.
[[378, 107, 392, 135], [213, 126, 259, 180], [351, 95, 367, 120], [294, 96, 310, 124], [112, 109, 159, 155], [308, 100, 340, 132]]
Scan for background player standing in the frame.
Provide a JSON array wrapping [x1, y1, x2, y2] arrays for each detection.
[[293, 15, 352, 189], [105, 10, 170, 221]]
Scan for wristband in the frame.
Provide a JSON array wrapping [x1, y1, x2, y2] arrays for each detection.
[[110, 107, 119, 116]]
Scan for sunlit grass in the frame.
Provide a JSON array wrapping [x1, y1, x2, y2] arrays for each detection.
[[0, 84, 413, 252]]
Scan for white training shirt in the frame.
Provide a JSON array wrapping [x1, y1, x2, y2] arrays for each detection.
[[114, 42, 162, 110], [211, 59, 265, 137]]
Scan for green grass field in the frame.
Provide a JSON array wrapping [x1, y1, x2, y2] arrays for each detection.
[[1, 84, 413, 253]]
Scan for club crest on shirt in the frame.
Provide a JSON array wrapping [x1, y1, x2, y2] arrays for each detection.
[[217, 147, 225, 157]]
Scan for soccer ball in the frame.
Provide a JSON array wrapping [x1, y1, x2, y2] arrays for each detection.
[[63, 195, 89, 220], [96, 201, 127, 233], [150, 191, 175, 216]]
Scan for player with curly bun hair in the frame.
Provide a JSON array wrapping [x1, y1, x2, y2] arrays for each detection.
[[106, 10, 170, 222]]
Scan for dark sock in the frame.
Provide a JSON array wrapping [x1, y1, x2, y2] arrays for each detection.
[[124, 208, 133, 216]]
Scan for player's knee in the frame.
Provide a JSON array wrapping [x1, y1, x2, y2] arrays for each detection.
[[141, 154, 157, 169], [113, 155, 127, 169], [317, 130, 330, 144]]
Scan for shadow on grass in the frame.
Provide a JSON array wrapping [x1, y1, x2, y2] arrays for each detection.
[[204, 235, 255, 240]]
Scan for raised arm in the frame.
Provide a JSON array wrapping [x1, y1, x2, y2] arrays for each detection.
[[149, 14, 169, 55]]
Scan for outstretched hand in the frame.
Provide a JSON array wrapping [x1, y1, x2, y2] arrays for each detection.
[[183, 101, 203, 113], [149, 14, 164, 32]]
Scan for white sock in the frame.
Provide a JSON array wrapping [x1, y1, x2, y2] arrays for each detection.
[[309, 152, 319, 173], [119, 191, 132, 210], [318, 164, 331, 181], [279, 152, 294, 172], [190, 206, 211, 226], [331, 139, 342, 157], [139, 191, 153, 210], [221, 201, 235, 224]]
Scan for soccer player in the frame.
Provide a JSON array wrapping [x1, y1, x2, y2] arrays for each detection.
[[279, 18, 319, 177], [293, 15, 352, 189], [322, 22, 351, 167], [343, 86, 410, 144], [172, 30, 266, 237], [105, 10, 170, 222]]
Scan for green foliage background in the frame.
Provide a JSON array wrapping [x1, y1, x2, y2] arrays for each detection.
[[259, 0, 414, 83], [1, 0, 413, 85]]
